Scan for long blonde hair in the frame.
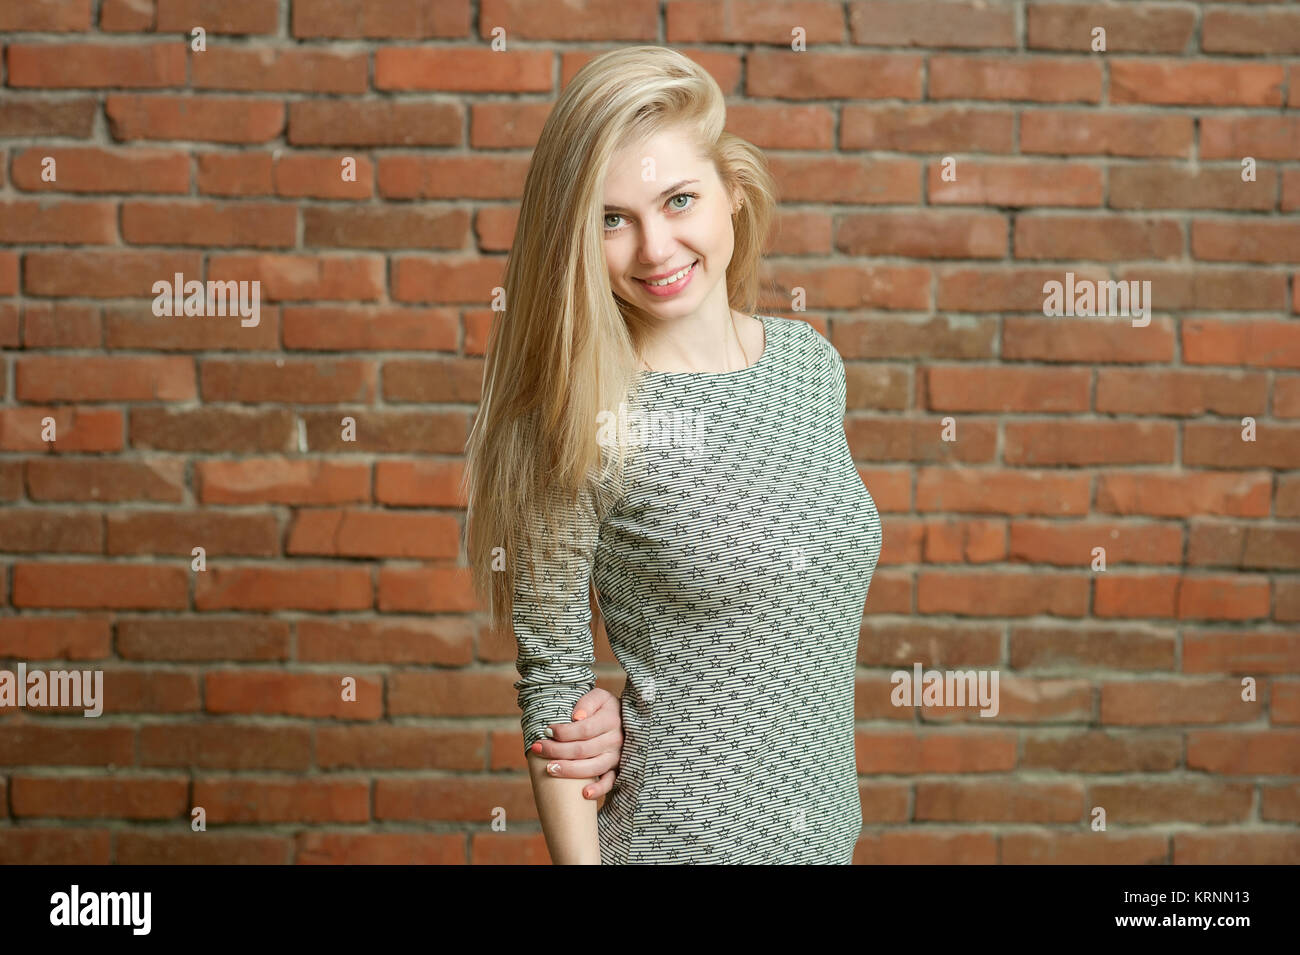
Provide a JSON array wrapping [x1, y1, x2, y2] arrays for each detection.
[[462, 45, 777, 642]]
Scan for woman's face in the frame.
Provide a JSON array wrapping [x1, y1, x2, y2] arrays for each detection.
[[601, 126, 737, 319]]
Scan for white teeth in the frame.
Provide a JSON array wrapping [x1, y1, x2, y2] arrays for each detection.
[[643, 262, 694, 286]]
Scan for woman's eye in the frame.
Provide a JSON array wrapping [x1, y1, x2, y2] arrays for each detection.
[[603, 193, 699, 232]]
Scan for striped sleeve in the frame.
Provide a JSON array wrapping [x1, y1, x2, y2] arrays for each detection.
[[511, 482, 601, 756], [805, 322, 846, 420]]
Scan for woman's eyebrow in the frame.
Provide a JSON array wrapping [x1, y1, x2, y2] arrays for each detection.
[[603, 179, 700, 213]]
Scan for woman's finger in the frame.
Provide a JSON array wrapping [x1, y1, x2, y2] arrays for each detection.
[[544, 749, 617, 783], [582, 769, 617, 800], [569, 686, 615, 724]]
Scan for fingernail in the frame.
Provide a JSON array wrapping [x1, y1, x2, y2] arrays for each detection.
[[544, 726, 554, 738], [547, 762, 559, 775], [530, 742, 542, 753], [583, 788, 591, 797], [574, 709, 587, 720]]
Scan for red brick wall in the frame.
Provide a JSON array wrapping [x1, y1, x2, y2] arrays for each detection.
[[0, 0, 1298, 865]]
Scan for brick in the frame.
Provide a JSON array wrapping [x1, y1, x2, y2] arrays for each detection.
[[771, 264, 930, 310], [1002, 315, 1176, 363], [1279, 174, 1300, 215], [200, 358, 377, 403], [1027, 3, 1194, 52], [155, 0, 278, 34], [101, 0, 155, 31], [391, 256, 505, 304], [841, 105, 1013, 152], [11, 147, 190, 194], [286, 508, 459, 559], [0, 200, 116, 244], [1192, 221, 1300, 265], [768, 155, 920, 203], [287, 101, 461, 146], [273, 155, 372, 198], [1182, 320, 1300, 369], [1188, 523, 1300, 571], [195, 777, 370, 823], [196, 152, 274, 196], [302, 206, 468, 249], [482, 0, 656, 40], [1097, 472, 1268, 519], [746, 50, 922, 100], [208, 254, 385, 301], [1113, 267, 1285, 312], [1020, 110, 1193, 157], [848, 1, 1015, 49], [917, 572, 1089, 616], [377, 156, 527, 199], [941, 265, 1102, 314], [668, 0, 844, 43], [16, 356, 195, 402], [469, 102, 553, 149], [23, 304, 101, 348], [121, 200, 296, 248], [1202, 116, 1300, 161], [928, 161, 1102, 207], [925, 366, 1088, 412], [1178, 576, 1272, 621], [10, 775, 188, 819], [107, 95, 284, 143], [1202, 9, 1300, 55], [375, 48, 552, 92], [1004, 421, 1176, 466], [915, 781, 1082, 822], [1110, 164, 1275, 211], [7, 42, 185, 88], [192, 47, 368, 93], [915, 468, 1090, 516], [292, 0, 470, 38], [0, 97, 97, 137], [1012, 627, 1176, 672], [0, 252, 21, 294], [1095, 369, 1269, 416], [281, 306, 458, 352], [13, 562, 188, 608], [1184, 422, 1300, 470], [1111, 60, 1284, 107], [0, 0, 92, 31], [24, 250, 202, 298], [836, 211, 1004, 258], [1014, 215, 1182, 261], [930, 55, 1101, 102], [1175, 833, 1300, 865], [205, 670, 381, 714]]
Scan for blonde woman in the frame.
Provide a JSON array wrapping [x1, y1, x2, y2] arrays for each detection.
[[463, 46, 882, 864]]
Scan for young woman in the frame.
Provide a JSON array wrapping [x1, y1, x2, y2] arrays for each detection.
[[463, 46, 882, 864]]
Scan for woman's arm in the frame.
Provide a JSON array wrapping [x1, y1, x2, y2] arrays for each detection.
[[525, 750, 600, 864]]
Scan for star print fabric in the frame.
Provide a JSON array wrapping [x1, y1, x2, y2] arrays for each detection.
[[512, 314, 882, 863]]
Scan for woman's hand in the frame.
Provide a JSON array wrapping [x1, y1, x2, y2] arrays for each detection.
[[529, 686, 624, 800]]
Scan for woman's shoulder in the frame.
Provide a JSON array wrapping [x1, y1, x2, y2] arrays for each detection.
[[763, 314, 840, 367]]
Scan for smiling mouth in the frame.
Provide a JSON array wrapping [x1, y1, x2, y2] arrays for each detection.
[[637, 260, 698, 286]]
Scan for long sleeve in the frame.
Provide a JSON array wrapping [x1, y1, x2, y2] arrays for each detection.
[[512, 481, 601, 756]]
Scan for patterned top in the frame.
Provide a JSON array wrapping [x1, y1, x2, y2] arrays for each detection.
[[512, 314, 883, 863]]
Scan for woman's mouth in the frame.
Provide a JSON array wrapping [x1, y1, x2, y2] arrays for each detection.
[[636, 260, 698, 297]]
